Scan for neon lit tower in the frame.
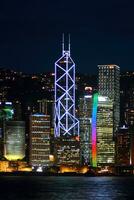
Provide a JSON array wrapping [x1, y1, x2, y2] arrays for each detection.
[[54, 35, 80, 166], [97, 96, 115, 165], [91, 93, 98, 167], [54, 35, 79, 138]]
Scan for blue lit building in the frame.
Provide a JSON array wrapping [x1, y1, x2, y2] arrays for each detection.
[[54, 35, 80, 166]]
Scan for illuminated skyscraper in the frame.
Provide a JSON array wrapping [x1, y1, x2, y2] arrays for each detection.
[[30, 114, 50, 170], [91, 93, 98, 167], [97, 96, 115, 165], [37, 99, 55, 157], [79, 95, 92, 165], [98, 65, 120, 134], [4, 121, 25, 161], [79, 93, 115, 167], [54, 35, 79, 166], [54, 35, 79, 138]]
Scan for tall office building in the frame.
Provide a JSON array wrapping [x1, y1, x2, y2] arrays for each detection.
[[98, 65, 120, 134], [37, 99, 55, 156], [13, 100, 22, 120], [97, 96, 115, 165], [29, 114, 50, 170], [116, 125, 131, 165], [4, 121, 25, 161], [54, 35, 80, 166], [120, 71, 134, 125], [37, 99, 54, 116], [79, 95, 92, 165], [37, 99, 54, 129]]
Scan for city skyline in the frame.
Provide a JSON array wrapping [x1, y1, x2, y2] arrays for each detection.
[[1, 1, 134, 199], [0, 1, 133, 73], [0, 42, 134, 175]]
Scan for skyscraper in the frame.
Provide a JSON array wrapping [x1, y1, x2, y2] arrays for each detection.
[[37, 99, 55, 157], [116, 125, 131, 166], [79, 95, 92, 165], [4, 121, 25, 161], [97, 96, 115, 165], [54, 35, 79, 166], [29, 114, 50, 170], [98, 64, 120, 134]]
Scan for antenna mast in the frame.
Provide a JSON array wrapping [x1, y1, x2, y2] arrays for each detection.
[[62, 33, 64, 55], [68, 34, 70, 56]]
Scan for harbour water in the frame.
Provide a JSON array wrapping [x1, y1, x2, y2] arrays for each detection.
[[0, 176, 134, 200]]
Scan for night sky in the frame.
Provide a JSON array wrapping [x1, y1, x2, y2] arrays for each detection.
[[0, 0, 134, 74]]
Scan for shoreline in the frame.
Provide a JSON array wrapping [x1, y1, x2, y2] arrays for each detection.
[[0, 171, 133, 177]]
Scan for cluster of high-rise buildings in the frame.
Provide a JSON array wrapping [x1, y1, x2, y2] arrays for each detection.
[[0, 39, 133, 174]]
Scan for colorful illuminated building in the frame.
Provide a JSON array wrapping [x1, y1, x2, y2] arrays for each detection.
[[30, 114, 51, 170], [79, 94, 92, 165], [54, 35, 80, 166], [98, 65, 120, 135], [91, 93, 98, 167], [97, 96, 115, 166], [4, 121, 25, 161]]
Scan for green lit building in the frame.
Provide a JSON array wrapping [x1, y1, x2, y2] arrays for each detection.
[[0, 102, 14, 121], [4, 121, 25, 161]]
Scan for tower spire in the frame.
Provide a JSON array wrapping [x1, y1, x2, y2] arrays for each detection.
[[62, 33, 64, 55], [68, 34, 70, 56]]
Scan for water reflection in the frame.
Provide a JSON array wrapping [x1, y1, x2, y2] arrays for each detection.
[[0, 176, 134, 200]]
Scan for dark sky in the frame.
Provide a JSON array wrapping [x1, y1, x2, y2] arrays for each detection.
[[0, 0, 134, 74]]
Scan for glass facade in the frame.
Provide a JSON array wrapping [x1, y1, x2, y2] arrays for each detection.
[[97, 96, 115, 165], [79, 95, 92, 165], [98, 65, 120, 134], [116, 126, 131, 165], [30, 114, 50, 168], [4, 121, 25, 161]]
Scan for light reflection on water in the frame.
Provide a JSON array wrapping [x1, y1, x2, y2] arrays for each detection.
[[0, 176, 134, 200]]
